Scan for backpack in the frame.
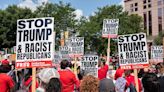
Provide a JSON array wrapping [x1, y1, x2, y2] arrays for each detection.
[[128, 83, 137, 92]]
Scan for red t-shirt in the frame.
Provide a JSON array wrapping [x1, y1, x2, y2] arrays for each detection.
[[58, 69, 79, 92], [98, 64, 108, 80], [0, 73, 14, 92], [24, 76, 38, 92], [125, 75, 142, 92]]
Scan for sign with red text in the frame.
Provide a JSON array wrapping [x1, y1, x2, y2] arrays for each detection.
[[118, 33, 149, 69], [16, 17, 55, 68], [102, 19, 119, 38]]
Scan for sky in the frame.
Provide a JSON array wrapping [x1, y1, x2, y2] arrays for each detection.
[[0, 0, 123, 19]]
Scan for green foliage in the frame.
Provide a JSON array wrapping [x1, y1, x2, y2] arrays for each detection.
[[154, 31, 164, 45], [0, 5, 34, 48], [78, 5, 144, 55]]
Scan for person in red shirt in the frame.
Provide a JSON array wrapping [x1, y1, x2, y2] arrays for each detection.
[[124, 70, 142, 92], [58, 60, 79, 92], [98, 59, 109, 80], [23, 68, 38, 92], [0, 64, 14, 92]]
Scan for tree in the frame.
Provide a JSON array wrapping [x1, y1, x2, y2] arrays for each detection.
[[35, 2, 78, 49], [78, 5, 144, 55], [0, 5, 34, 48]]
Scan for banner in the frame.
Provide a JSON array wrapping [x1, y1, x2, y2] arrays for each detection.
[[67, 37, 84, 57], [81, 55, 98, 77], [118, 33, 149, 69], [102, 19, 119, 38], [151, 46, 163, 62], [16, 17, 55, 68]]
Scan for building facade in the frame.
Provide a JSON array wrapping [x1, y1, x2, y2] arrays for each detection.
[[124, 0, 164, 37]]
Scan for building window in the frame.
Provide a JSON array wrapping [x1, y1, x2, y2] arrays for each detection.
[[148, 0, 151, 2], [143, 5, 147, 9], [143, 12, 147, 30], [130, 4, 133, 8], [130, 9, 133, 12], [143, 0, 146, 4], [158, 8, 162, 33], [135, 8, 138, 11], [158, 0, 162, 5], [148, 11, 152, 35], [148, 4, 151, 8], [135, 3, 138, 6]]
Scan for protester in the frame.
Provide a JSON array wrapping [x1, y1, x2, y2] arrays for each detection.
[[58, 60, 79, 92], [36, 68, 62, 92], [0, 61, 15, 92], [124, 70, 142, 92], [23, 68, 38, 92], [80, 75, 99, 92], [156, 62, 164, 92], [114, 68, 126, 92], [99, 70, 115, 92], [142, 73, 160, 92], [98, 58, 109, 80]]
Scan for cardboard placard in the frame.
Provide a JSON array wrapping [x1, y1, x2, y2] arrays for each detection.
[[16, 17, 55, 68], [102, 19, 119, 38], [118, 33, 149, 69], [67, 37, 84, 57], [81, 55, 98, 77], [151, 46, 163, 62]]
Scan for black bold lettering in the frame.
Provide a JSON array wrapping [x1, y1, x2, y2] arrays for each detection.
[[36, 29, 45, 40], [29, 29, 35, 41], [26, 19, 34, 28], [46, 28, 52, 40], [131, 35, 138, 41], [139, 34, 145, 40], [35, 19, 43, 27], [18, 20, 26, 29], [35, 43, 40, 52], [45, 19, 52, 27], [18, 30, 23, 42], [23, 30, 29, 41], [25, 44, 29, 52], [48, 42, 52, 51], [43, 42, 47, 51], [118, 36, 124, 42], [141, 42, 146, 50]]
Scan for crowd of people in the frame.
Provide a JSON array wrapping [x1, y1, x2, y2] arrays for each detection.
[[0, 58, 164, 92]]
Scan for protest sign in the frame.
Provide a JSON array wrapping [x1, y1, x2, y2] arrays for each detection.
[[67, 37, 84, 57], [81, 55, 98, 77], [16, 17, 55, 68], [102, 19, 119, 38], [118, 33, 149, 69], [151, 46, 163, 62]]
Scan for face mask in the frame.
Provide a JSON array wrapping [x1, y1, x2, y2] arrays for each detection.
[[36, 87, 45, 92]]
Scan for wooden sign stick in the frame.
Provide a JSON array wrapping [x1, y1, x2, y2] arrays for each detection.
[[32, 67, 36, 92]]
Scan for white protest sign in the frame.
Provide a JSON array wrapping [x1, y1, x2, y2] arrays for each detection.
[[118, 33, 149, 69], [59, 46, 71, 60], [68, 37, 84, 57], [16, 17, 55, 68], [151, 46, 163, 62], [102, 19, 119, 38], [81, 55, 98, 77]]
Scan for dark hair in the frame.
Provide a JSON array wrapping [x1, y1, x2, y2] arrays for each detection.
[[60, 60, 69, 69], [0, 65, 11, 73], [124, 70, 133, 77], [46, 78, 62, 92], [142, 73, 160, 92]]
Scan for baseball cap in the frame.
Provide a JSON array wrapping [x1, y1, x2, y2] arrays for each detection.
[[38, 68, 60, 83]]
